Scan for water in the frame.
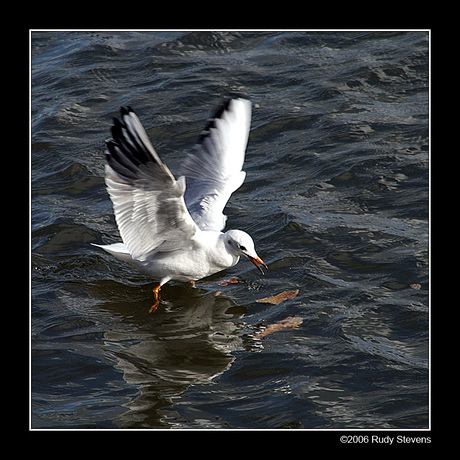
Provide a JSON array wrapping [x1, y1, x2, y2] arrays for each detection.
[[31, 31, 429, 429]]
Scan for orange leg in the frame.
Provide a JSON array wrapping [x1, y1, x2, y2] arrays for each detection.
[[149, 284, 162, 314]]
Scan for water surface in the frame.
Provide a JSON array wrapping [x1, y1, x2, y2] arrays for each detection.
[[31, 31, 429, 429]]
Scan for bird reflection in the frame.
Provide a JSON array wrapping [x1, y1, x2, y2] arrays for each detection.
[[99, 283, 246, 428]]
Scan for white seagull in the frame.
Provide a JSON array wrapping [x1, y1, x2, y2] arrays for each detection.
[[93, 98, 267, 312]]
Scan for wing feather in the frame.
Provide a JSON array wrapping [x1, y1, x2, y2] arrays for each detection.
[[105, 107, 198, 262], [180, 98, 251, 231]]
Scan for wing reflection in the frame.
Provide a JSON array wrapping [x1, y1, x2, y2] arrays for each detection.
[[99, 284, 245, 428]]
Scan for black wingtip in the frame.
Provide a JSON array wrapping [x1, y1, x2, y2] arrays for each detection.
[[212, 99, 232, 119], [120, 106, 133, 116], [199, 99, 235, 143], [208, 96, 249, 124], [104, 106, 153, 180]]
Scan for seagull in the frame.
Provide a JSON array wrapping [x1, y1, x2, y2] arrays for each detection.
[[93, 98, 267, 312]]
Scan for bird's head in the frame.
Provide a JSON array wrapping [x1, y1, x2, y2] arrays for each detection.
[[224, 229, 268, 274]]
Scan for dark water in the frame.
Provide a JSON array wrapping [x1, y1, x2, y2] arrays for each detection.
[[31, 31, 429, 429]]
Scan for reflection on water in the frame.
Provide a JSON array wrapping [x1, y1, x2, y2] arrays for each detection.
[[47, 281, 246, 428], [102, 289, 241, 427]]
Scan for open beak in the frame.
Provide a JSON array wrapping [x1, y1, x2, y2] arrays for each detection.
[[248, 255, 268, 275]]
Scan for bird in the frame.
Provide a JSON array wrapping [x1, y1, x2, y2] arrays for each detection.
[[93, 98, 267, 312]]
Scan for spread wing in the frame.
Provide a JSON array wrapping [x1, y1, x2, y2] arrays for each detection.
[[180, 98, 251, 231], [105, 107, 198, 262]]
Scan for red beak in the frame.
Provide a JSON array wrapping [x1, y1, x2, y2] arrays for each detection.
[[248, 255, 268, 275]]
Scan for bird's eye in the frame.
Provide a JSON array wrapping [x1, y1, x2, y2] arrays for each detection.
[[240, 245, 247, 252]]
